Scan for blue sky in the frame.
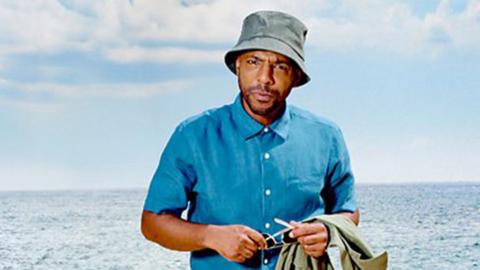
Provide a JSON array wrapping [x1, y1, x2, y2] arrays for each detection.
[[0, 0, 479, 190]]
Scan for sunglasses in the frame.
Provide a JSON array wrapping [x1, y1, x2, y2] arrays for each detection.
[[261, 218, 297, 250]]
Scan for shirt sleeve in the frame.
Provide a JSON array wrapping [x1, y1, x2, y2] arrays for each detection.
[[322, 127, 356, 214], [143, 125, 196, 217]]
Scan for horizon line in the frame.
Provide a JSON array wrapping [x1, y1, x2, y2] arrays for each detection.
[[1, 180, 478, 193]]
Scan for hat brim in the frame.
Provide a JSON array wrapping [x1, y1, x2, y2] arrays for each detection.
[[224, 37, 310, 87]]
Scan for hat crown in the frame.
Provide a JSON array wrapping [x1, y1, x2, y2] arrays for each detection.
[[238, 11, 307, 60], [224, 10, 311, 86]]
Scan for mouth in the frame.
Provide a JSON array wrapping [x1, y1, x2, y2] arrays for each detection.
[[251, 89, 274, 103]]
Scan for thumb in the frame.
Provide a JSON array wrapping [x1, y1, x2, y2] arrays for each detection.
[[289, 220, 302, 227], [289, 220, 302, 238]]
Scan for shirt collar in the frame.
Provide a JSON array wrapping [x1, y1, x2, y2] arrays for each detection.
[[231, 94, 290, 140], [270, 105, 290, 140]]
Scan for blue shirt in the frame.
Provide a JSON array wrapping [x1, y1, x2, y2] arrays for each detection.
[[144, 94, 356, 269]]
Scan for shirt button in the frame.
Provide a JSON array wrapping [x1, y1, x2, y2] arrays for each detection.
[[265, 223, 271, 229], [264, 258, 269, 264], [265, 189, 271, 196], [264, 153, 270, 160], [264, 127, 269, 133]]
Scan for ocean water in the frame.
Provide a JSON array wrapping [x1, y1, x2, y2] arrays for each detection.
[[0, 183, 478, 269]]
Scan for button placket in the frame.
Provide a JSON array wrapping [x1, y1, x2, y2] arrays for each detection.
[[261, 144, 275, 264]]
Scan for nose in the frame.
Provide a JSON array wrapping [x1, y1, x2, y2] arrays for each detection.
[[257, 63, 274, 85]]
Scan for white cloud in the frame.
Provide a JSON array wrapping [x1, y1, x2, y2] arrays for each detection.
[[0, 77, 194, 109], [0, 95, 65, 113], [0, 1, 93, 54], [22, 80, 192, 98], [306, 0, 480, 56], [306, 2, 425, 54], [0, 0, 479, 61], [435, 0, 480, 52], [105, 46, 224, 64]]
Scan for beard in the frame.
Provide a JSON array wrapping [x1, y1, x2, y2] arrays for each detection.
[[239, 83, 284, 117]]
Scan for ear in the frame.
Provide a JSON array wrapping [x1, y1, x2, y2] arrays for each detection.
[[235, 55, 241, 74], [293, 68, 302, 87]]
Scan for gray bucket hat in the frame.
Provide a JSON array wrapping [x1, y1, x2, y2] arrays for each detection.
[[225, 10, 310, 86]]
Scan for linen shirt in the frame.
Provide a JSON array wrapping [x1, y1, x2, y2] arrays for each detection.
[[144, 94, 356, 269]]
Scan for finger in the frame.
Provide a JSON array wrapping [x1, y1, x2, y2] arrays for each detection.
[[297, 236, 328, 253], [243, 227, 267, 249], [239, 234, 258, 252], [240, 248, 255, 259], [223, 251, 244, 263], [298, 233, 328, 246], [303, 244, 325, 253], [290, 223, 327, 238], [289, 220, 302, 227], [287, 221, 301, 238], [239, 232, 264, 254], [301, 241, 327, 254], [303, 244, 327, 258], [232, 255, 246, 263]]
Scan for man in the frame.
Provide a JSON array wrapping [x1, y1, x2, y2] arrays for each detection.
[[141, 10, 358, 269]]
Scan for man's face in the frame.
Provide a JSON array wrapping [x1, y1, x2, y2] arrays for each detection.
[[235, 50, 299, 122]]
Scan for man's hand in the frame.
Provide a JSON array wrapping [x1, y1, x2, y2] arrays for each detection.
[[289, 221, 329, 258], [204, 224, 267, 263]]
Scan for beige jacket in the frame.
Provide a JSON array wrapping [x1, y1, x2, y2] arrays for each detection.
[[275, 214, 388, 270]]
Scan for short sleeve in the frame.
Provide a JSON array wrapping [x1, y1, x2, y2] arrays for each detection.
[[322, 127, 356, 214], [143, 125, 196, 216]]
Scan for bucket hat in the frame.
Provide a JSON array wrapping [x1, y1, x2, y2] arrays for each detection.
[[225, 10, 310, 86]]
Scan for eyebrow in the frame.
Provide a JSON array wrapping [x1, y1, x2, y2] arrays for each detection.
[[246, 55, 292, 65]]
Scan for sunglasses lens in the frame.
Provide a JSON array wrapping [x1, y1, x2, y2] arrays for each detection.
[[262, 233, 277, 248]]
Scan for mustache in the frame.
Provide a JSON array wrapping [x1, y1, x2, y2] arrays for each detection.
[[247, 85, 275, 94]]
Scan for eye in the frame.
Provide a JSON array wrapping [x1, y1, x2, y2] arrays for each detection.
[[246, 58, 258, 65], [274, 63, 291, 72]]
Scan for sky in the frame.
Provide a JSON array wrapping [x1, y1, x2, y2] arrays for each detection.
[[0, 0, 479, 191]]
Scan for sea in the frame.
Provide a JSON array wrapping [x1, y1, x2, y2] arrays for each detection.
[[0, 183, 479, 270]]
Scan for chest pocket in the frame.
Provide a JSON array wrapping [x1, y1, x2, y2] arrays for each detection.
[[282, 170, 326, 219], [286, 173, 323, 193]]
